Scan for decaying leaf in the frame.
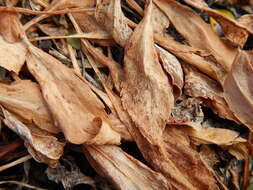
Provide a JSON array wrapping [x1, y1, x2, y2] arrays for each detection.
[[156, 45, 183, 98], [0, 80, 59, 134], [183, 63, 239, 123], [151, 4, 170, 34], [223, 50, 253, 130], [238, 14, 253, 34], [95, 0, 132, 47], [121, 0, 174, 142], [181, 0, 251, 47], [46, 159, 95, 189], [83, 145, 171, 190], [26, 44, 121, 145], [154, 0, 237, 72], [3, 108, 65, 167]]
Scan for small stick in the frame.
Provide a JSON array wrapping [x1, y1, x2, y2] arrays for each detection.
[[67, 44, 81, 75], [0, 180, 46, 190], [0, 155, 32, 172]]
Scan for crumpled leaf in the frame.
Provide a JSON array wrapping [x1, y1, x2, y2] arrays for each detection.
[[181, 0, 252, 48], [3, 108, 65, 167], [156, 45, 184, 98], [238, 14, 253, 33], [121, 0, 174, 143], [223, 50, 253, 131], [95, 0, 133, 47], [48, 0, 95, 10], [183, 63, 239, 123], [26, 44, 121, 145], [154, 0, 237, 72], [46, 159, 95, 189], [151, 4, 170, 34], [83, 145, 171, 190], [0, 80, 59, 134]]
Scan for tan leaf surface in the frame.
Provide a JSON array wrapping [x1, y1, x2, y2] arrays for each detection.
[[121, 0, 174, 142], [26, 44, 121, 144], [156, 45, 184, 98], [0, 80, 59, 134], [95, 0, 133, 47], [152, 4, 170, 34], [238, 14, 253, 33], [3, 108, 65, 167], [0, 12, 27, 73], [154, 0, 237, 72], [183, 64, 239, 123], [181, 0, 251, 47], [224, 50, 253, 130], [83, 145, 171, 190]]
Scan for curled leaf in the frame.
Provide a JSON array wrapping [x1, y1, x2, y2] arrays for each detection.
[[3, 108, 65, 167], [26, 44, 121, 144]]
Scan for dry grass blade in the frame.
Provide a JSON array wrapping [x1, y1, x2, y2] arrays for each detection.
[[0, 155, 32, 172], [0, 180, 46, 190]]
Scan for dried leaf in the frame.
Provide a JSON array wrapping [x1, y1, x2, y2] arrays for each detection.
[[95, 0, 133, 47], [154, 0, 237, 72], [183, 64, 239, 123], [152, 4, 170, 34], [238, 14, 253, 33], [121, 0, 174, 142], [223, 50, 253, 130], [3, 108, 65, 167], [46, 159, 95, 189], [0, 80, 59, 134], [156, 45, 183, 98], [181, 0, 251, 47], [26, 44, 121, 144], [83, 145, 171, 190]]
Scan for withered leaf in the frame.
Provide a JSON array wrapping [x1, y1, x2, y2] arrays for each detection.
[[3, 108, 65, 167], [181, 0, 251, 47], [156, 45, 183, 98], [95, 0, 133, 47], [224, 50, 253, 130], [152, 4, 170, 34], [121, 0, 174, 142], [0, 80, 59, 134], [83, 145, 171, 190], [26, 44, 121, 144], [154, 0, 237, 72], [183, 63, 239, 123]]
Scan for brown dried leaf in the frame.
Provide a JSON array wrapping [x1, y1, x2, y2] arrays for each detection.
[[181, 0, 251, 47], [48, 0, 95, 10], [183, 64, 239, 123], [0, 80, 59, 134], [26, 44, 121, 144], [152, 4, 170, 34], [154, 0, 237, 72], [156, 45, 183, 98], [238, 14, 253, 34], [83, 145, 171, 190], [3, 108, 65, 167], [223, 50, 253, 130], [0, 12, 23, 43], [121, 0, 174, 142], [95, 0, 133, 47], [0, 35, 27, 73]]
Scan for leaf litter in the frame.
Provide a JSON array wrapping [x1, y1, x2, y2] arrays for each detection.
[[0, 0, 252, 189]]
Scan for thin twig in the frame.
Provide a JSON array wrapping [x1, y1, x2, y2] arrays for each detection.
[[0, 180, 47, 190], [29, 32, 111, 42], [0, 6, 95, 15], [67, 44, 81, 75], [0, 155, 32, 172]]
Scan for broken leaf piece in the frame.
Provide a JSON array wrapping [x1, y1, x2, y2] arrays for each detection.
[[83, 145, 171, 190], [3, 108, 65, 167], [26, 44, 121, 144], [95, 0, 133, 47], [224, 50, 253, 130], [0, 80, 59, 134]]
